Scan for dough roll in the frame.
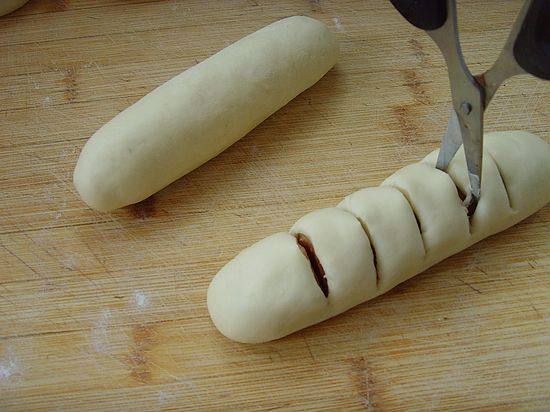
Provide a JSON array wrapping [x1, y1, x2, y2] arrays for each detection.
[[73, 16, 339, 211], [207, 131, 550, 343]]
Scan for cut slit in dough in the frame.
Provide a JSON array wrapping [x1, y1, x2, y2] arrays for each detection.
[[207, 131, 550, 343], [338, 186, 426, 292]]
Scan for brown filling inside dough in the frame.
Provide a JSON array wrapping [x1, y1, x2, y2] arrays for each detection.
[[456, 186, 467, 202], [296, 233, 329, 297]]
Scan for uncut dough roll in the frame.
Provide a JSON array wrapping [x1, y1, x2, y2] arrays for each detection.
[[0, 0, 30, 16], [207, 131, 550, 343], [73, 16, 339, 212]]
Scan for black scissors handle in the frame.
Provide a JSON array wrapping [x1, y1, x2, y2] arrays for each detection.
[[513, 0, 550, 80], [390, 0, 550, 81], [389, 0, 447, 31]]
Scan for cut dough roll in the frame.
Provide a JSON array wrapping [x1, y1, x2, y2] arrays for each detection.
[[73, 16, 339, 211], [207, 131, 550, 343]]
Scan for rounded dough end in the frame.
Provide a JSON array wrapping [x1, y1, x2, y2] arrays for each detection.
[[207, 232, 328, 343], [73, 155, 116, 212]]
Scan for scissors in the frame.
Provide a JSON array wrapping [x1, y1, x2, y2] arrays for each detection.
[[389, 0, 550, 214]]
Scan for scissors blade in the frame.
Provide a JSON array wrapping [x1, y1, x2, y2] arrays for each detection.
[[436, 97, 483, 215], [458, 102, 483, 213], [435, 108, 463, 171]]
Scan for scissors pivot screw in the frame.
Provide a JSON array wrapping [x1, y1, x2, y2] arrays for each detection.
[[460, 101, 472, 115]]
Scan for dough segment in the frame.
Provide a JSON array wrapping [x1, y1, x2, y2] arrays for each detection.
[[382, 163, 471, 266], [73, 16, 339, 212], [290, 207, 378, 313], [338, 186, 425, 292], [422, 146, 513, 240], [483, 131, 550, 216], [208, 131, 550, 343]]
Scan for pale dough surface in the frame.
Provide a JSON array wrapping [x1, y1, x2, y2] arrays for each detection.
[[207, 131, 550, 343], [338, 186, 425, 291], [0, 0, 29, 16], [73, 16, 339, 211]]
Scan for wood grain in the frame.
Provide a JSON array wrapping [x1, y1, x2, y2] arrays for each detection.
[[1, 0, 549, 410]]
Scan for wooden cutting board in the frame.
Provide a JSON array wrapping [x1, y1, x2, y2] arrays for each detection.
[[1, 0, 549, 410]]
